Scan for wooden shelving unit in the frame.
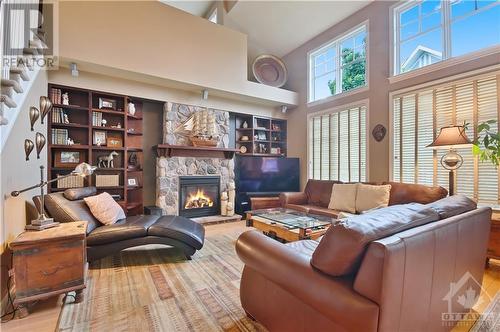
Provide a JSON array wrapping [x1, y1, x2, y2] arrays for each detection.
[[234, 115, 287, 157], [47, 84, 144, 216]]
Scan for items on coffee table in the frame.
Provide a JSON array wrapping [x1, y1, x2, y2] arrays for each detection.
[[246, 208, 334, 242]]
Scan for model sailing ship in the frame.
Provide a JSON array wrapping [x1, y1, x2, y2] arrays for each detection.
[[188, 109, 220, 147]]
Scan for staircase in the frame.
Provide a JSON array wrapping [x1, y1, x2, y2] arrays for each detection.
[[0, 28, 47, 150]]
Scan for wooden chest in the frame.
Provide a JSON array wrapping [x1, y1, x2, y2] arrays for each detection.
[[9, 221, 87, 307]]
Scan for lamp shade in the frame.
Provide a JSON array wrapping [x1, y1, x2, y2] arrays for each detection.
[[427, 125, 472, 149]]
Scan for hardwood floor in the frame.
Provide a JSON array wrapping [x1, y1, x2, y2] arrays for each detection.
[[1, 220, 499, 332]]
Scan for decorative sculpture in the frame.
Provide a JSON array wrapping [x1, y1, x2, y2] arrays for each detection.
[[227, 181, 235, 217], [24, 139, 34, 161], [29, 106, 40, 131], [61, 93, 69, 105], [35, 132, 46, 159], [220, 191, 228, 216], [98, 151, 119, 168], [39, 96, 52, 124], [128, 152, 140, 170]]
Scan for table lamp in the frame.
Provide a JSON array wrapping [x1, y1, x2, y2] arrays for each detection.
[[427, 125, 472, 196], [11, 162, 96, 230]]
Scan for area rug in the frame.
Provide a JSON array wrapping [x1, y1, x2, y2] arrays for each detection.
[[470, 291, 500, 332], [57, 229, 266, 332]]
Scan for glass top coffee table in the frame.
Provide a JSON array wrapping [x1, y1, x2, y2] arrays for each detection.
[[246, 208, 335, 242]]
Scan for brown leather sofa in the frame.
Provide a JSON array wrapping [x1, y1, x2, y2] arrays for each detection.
[[236, 194, 491, 332], [32, 187, 205, 261], [280, 179, 449, 217]]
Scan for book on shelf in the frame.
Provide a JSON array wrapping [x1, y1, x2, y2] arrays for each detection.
[[51, 128, 69, 145], [50, 88, 62, 104], [51, 107, 68, 124], [92, 111, 103, 126]]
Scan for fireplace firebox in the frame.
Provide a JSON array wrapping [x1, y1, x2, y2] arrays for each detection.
[[179, 176, 220, 218]]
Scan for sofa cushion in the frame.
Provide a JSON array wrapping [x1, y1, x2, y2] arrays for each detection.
[[86, 214, 160, 246], [328, 183, 358, 213], [84, 192, 126, 225], [148, 215, 205, 250], [305, 180, 342, 207], [427, 194, 477, 219], [42, 192, 101, 234], [356, 184, 391, 213], [311, 203, 439, 277], [64, 187, 97, 201], [384, 182, 448, 205]]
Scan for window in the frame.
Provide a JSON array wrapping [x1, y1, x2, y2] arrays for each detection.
[[392, 73, 499, 206], [309, 105, 367, 181], [309, 25, 367, 102], [208, 7, 217, 23], [394, 1, 499, 75]]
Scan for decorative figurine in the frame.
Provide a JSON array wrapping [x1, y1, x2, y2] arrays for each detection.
[[97, 151, 119, 168], [228, 180, 235, 216], [117, 122, 122, 128], [101, 119, 107, 127], [39, 96, 52, 124], [242, 121, 248, 129], [66, 138, 75, 145], [221, 191, 228, 216], [128, 101, 136, 116], [128, 152, 140, 170], [63, 113, 69, 124], [226, 202, 234, 217], [61, 93, 69, 105]]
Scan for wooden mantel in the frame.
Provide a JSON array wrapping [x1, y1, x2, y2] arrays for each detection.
[[154, 144, 239, 159]]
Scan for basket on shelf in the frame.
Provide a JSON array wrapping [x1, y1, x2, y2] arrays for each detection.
[[95, 174, 119, 187], [57, 174, 84, 189]]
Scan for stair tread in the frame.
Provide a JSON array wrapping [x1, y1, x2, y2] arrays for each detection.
[[0, 94, 17, 108], [9, 67, 30, 81], [1, 79, 23, 93]]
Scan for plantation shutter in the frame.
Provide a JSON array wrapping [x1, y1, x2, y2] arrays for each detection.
[[392, 73, 499, 206], [309, 106, 367, 181]]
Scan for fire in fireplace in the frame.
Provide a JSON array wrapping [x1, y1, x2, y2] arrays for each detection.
[[179, 176, 220, 218]]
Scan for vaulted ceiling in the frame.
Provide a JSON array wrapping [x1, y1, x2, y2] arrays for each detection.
[[161, 1, 371, 78]]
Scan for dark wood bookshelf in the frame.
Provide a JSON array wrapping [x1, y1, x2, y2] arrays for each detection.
[[47, 84, 145, 216], [234, 114, 287, 157]]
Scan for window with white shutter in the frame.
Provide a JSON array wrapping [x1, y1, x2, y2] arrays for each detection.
[[392, 73, 499, 206], [309, 105, 367, 182]]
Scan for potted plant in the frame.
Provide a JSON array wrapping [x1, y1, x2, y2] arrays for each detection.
[[472, 120, 500, 166]]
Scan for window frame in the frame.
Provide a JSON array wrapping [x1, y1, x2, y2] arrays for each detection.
[[307, 22, 369, 105], [392, 0, 500, 78], [307, 99, 370, 181]]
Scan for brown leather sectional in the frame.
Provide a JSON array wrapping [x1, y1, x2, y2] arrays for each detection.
[[280, 179, 449, 217], [237, 182, 491, 331]]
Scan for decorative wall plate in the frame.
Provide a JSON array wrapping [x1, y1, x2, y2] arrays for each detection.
[[252, 55, 288, 88], [239, 146, 247, 154], [372, 124, 387, 142]]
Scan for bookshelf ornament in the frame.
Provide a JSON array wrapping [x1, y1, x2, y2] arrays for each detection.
[[220, 191, 228, 216], [128, 101, 136, 116], [62, 92, 69, 105], [35, 132, 46, 159], [29, 106, 40, 131], [24, 139, 34, 161], [39, 96, 53, 124]]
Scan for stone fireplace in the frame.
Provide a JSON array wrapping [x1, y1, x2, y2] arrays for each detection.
[[156, 102, 235, 216]]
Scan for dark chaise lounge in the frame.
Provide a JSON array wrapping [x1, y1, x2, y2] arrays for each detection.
[[32, 187, 205, 261]]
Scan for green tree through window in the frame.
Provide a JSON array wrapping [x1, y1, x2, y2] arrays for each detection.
[[328, 47, 366, 95]]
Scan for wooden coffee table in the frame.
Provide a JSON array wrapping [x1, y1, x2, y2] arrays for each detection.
[[246, 208, 334, 242]]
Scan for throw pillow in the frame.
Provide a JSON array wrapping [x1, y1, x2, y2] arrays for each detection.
[[84, 192, 125, 225], [356, 184, 391, 213], [328, 183, 358, 213]]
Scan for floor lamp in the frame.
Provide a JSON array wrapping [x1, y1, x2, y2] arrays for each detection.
[[427, 125, 472, 196]]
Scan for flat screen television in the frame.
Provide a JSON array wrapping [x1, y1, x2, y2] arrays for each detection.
[[235, 156, 300, 194]]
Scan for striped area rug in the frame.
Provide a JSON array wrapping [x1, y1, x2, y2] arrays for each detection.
[[57, 229, 266, 332]]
